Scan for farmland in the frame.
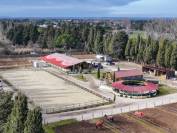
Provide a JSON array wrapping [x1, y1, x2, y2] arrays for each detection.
[[46, 102, 177, 133]]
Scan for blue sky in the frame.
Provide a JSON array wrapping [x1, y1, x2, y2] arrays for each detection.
[[0, 0, 177, 17]]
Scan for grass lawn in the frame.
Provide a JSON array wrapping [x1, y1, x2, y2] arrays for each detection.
[[158, 85, 177, 96], [74, 74, 88, 82], [44, 119, 77, 133], [91, 70, 105, 79]]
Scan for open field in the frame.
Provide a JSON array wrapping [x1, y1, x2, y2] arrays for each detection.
[[0, 69, 106, 113], [46, 102, 177, 133], [0, 57, 33, 69]]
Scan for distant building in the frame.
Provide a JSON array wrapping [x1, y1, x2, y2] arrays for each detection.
[[32, 60, 48, 68], [96, 55, 112, 62], [142, 65, 175, 79], [38, 24, 48, 28], [114, 69, 143, 81], [96, 55, 104, 62], [41, 53, 89, 73]]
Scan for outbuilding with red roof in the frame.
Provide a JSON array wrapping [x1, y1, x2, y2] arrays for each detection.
[[114, 69, 143, 81], [112, 80, 159, 98], [41, 53, 89, 73]]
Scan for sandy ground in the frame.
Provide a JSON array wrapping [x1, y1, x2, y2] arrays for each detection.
[[0, 69, 104, 111]]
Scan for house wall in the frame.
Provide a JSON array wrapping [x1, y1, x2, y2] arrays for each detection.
[[116, 75, 143, 81]]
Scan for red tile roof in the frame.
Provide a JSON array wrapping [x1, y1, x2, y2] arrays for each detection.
[[112, 81, 158, 94], [115, 69, 143, 79], [41, 53, 84, 68]]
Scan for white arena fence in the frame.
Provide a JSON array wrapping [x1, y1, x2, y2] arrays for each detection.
[[39, 100, 109, 114], [43, 95, 177, 124]]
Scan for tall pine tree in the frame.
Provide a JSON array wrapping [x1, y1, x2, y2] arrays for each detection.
[[170, 42, 177, 69], [4, 93, 28, 133], [0, 92, 13, 132], [24, 107, 44, 133], [157, 39, 167, 67]]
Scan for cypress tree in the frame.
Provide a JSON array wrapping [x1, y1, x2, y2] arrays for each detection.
[[24, 107, 44, 133], [4, 93, 28, 133], [165, 43, 173, 68], [157, 39, 167, 67], [111, 31, 128, 59], [170, 42, 177, 69], [113, 72, 116, 82], [97, 68, 100, 79], [86, 28, 94, 52], [0, 92, 13, 132], [125, 39, 131, 58]]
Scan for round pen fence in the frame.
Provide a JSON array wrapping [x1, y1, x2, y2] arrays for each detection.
[[112, 80, 159, 98]]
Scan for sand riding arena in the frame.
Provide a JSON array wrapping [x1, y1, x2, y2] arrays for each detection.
[[0, 69, 108, 113]]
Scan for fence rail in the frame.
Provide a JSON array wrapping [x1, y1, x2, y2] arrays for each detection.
[[40, 100, 109, 114], [43, 95, 177, 124]]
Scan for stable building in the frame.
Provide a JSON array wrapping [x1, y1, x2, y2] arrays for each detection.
[[115, 69, 143, 81], [142, 65, 175, 79], [41, 53, 89, 73]]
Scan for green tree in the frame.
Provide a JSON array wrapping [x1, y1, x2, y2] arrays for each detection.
[[30, 25, 39, 43], [134, 34, 140, 55], [0, 92, 13, 132], [125, 39, 131, 58], [94, 31, 103, 54], [151, 40, 159, 64], [4, 93, 28, 133], [111, 31, 128, 59], [170, 42, 177, 69], [136, 37, 146, 63], [165, 43, 173, 68], [157, 39, 167, 67], [103, 34, 112, 54], [113, 72, 116, 82], [97, 68, 100, 79], [24, 107, 44, 133], [85, 28, 94, 52], [55, 33, 74, 49]]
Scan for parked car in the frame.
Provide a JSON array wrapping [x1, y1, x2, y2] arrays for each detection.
[[92, 62, 103, 69]]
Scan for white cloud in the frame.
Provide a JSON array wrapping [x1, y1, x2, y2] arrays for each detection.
[[108, 0, 177, 17]]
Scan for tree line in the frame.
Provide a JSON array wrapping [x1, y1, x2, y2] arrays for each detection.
[[0, 92, 44, 133], [125, 35, 177, 69], [2, 22, 128, 59], [1, 21, 177, 69]]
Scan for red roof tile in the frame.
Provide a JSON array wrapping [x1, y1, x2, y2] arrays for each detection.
[[41, 53, 84, 68], [115, 69, 143, 79], [112, 81, 158, 94]]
